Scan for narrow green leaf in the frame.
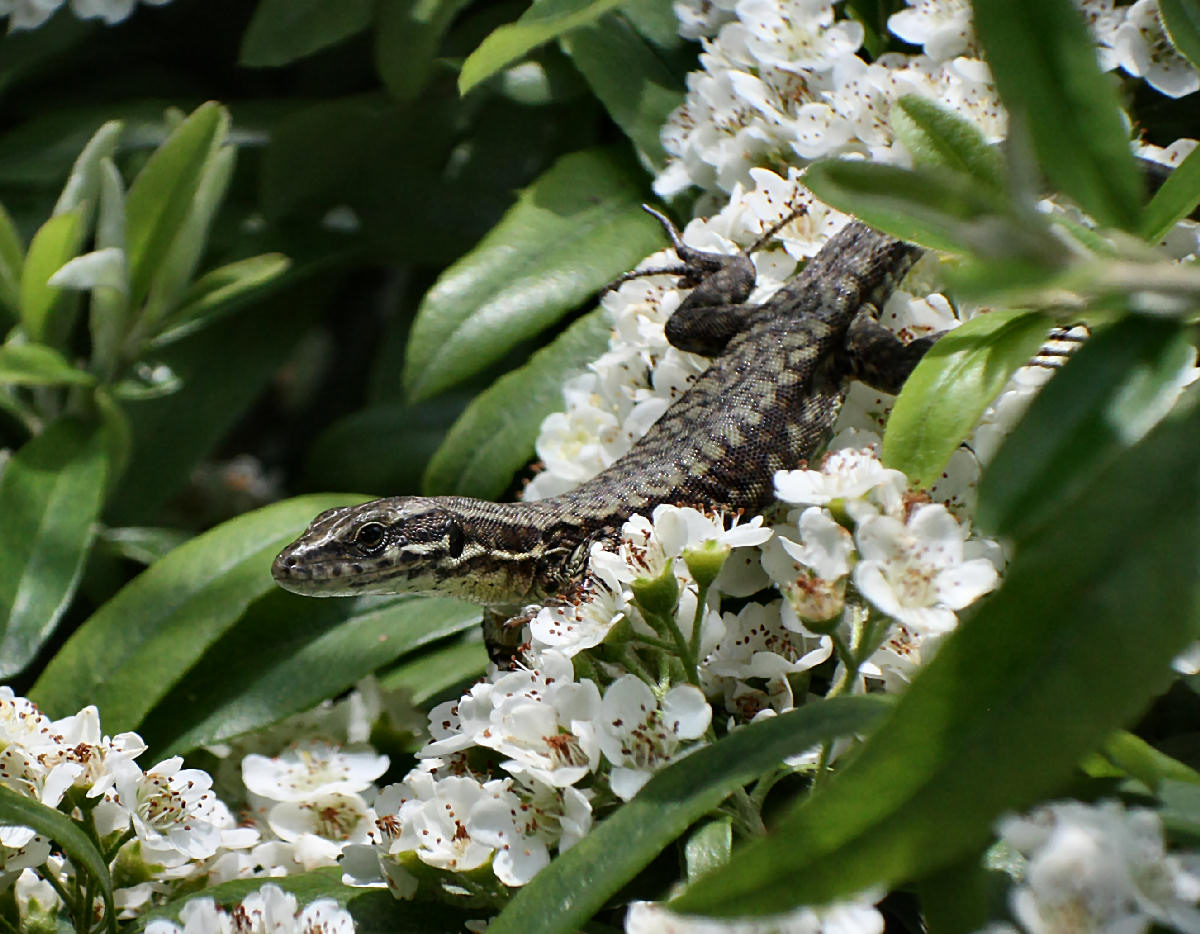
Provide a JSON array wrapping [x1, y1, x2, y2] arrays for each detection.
[[423, 307, 611, 497], [881, 310, 1049, 486], [241, 0, 374, 67], [52, 119, 122, 219], [150, 593, 479, 755], [0, 419, 108, 679], [0, 200, 24, 318], [1140, 144, 1200, 243], [803, 160, 1062, 262], [973, 0, 1141, 230], [685, 818, 733, 883], [1101, 730, 1200, 790], [1160, 0, 1200, 71], [151, 253, 291, 347], [19, 206, 86, 349], [94, 386, 132, 495], [560, 13, 684, 169], [0, 342, 95, 387], [89, 159, 130, 378], [378, 631, 488, 705], [0, 785, 115, 934], [124, 102, 226, 307], [98, 526, 192, 565], [915, 850, 993, 934], [459, 0, 627, 94], [890, 95, 1005, 191], [30, 494, 366, 729], [488, 696, 890, 934], [671, 394, 1200, 917], [375, 0, 473, 102], [977, 317, 1194, 539], [1158, 779, 1200, 844], [141, 145, 236, 331], [403, 148, 662, 402]]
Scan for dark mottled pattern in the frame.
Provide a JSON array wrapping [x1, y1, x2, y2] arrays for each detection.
[[274, 223, 924, 605]]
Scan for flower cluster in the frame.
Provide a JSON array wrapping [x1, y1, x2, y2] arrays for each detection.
[[145, 883, 354, 934], [660, 0, 1199, 199], [990, 800, 1200, 933], [0, 0, 170, 31]]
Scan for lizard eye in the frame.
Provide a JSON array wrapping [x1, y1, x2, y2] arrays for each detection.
[[355, 522, 387, 551]]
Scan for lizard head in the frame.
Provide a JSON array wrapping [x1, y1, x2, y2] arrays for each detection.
[[272, 497, 470, 598]]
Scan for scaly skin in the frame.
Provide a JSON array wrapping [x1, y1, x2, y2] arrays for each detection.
[[272, 220, 924, 608]]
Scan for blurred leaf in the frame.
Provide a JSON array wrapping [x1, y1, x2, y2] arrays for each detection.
[[490, 696, 890, 934], [94, 386, 132, 496], [685, 818, 733, 883], [90, 159, 129, 376], [803, 160, 1061, 262], [672, 391, 1200, 917], [423, 307, 610, 497], [140, 146, 236, 332], [1101, 730, 1200, 791], [1160, 0, 1200, 71], [1140, 144, 1200, 243], [241, 0, 374, 67], [560, 13, 684, 169], [1159, 779, 1200, 844], [973, 0, 1141, 231], [915, 851, 993, 934], [30, 494, 365, 729], [0, 342, 95, 387], [20, 205, 86, 349], [149, 592, 479, 755], [150, 253, 292, 347], [977, 317, 1194, 539], [881, 310, 1049, 486], [98, 526, 192, 565], [0, 785, 115, 934], [375, 0, 473, 102], [0, 419, 107, 679], [403, 147, 661, 402], [52, 119, 122, 219], [459, 0, 627, 93], [378, 631, 487, 705], [890, 94, 1005, 190], [124, 102, 226, 308], [620, 0, 688, 48], [0, 201, 23, 318]]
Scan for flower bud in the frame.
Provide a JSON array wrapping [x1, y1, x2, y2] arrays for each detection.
[[683, 539, 730, 590], [631, 558, 680, 618]]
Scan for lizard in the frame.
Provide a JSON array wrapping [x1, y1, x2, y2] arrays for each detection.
[[272, 209, 936, 658]]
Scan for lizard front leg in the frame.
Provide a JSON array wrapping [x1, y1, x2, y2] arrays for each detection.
[[844, 304, 941, 394]]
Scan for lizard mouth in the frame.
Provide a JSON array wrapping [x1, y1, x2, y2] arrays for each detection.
[[271, 546, 381, 596]]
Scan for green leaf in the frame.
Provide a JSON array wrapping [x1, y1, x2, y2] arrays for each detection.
[[0, 342, 95, 387], [124, 102, 226, 308], [977, 317, 1195, 539], [147, 593, 479, 756], [1140, 144, 1200, 243], [881, 310, 1049, 486], [0, 201, 25, 318], [0, 785, 115, 934], [140, 145, 237, 332], [0, 419, 108, 679], [151, 253, 291, 346], [378, 632, 488, 705], [241, 0, 374, 67], [1160, 0, 1200, 71], [890, 94, 1005, 191], [423, 307, 611, 497], [1100, 730, 1200, 791], [98, 526, 192, 565], [488, 696, 890, 934], [375, 0, 473, 102], [803, 160, 1062, 262], [685, 818, 733, 883], [670, 393, 1200, 917], [30, 494, 365, 729], [403, 148, 662, 402], [20, 206, 86, 349], [973, 0, 1141, 231], [915, 850, 993, 934], [52, 119, 122, 219], [560, 13, 684, 169], [89, 159, 130, 377], [459, 0, 628, 94]]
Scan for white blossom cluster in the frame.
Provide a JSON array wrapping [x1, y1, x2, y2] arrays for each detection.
[[0, 0, 170, 31], [989, 800, 1200, 934], [144, 883, 354, 934], [660, 0, 1199, 199]]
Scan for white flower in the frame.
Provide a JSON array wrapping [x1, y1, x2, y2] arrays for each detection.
[[266, 792, 374, 868], [242, 740, 388, 802], [625, 895, 884, 933], [1112, 0, 1200, 98], [737, 0, 865, 74], [997, 800, 1200, 934], [1, 0, 170, 29], [887, 0, 975, 61], [853, 503, 999, 635], [530, 560, 630, 656], [762, 507, 854, 626], [147, 884, 354, 934], [587, 676, 711, 800], [381, 771, 499, 873], [775, 447, 908, 517], [0, 687, 56, 750], [111, 757, 223, 863], [44, 704, 146, 798]]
